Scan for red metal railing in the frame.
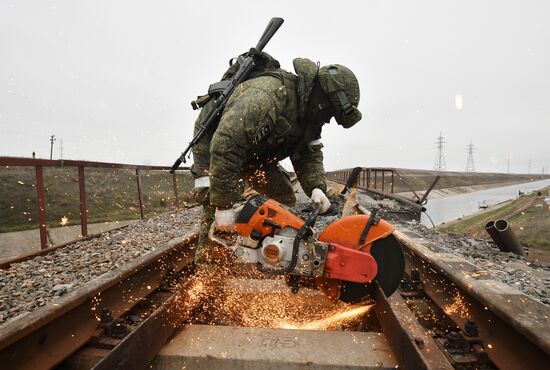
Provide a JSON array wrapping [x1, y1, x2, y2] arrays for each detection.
[[327, 167, 396, 193], [0, 157, 190, 250]]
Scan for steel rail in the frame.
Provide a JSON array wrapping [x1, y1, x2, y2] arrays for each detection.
[[394, 229, 550, 369], [330, 194, 452, 369], [0, 232, 197, 370], [90, 280, 191, 370], [94, 280, 455, 370], [373, 286, 454, 370], [352, 204, 550, 369]]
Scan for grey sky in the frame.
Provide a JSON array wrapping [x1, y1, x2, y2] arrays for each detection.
[[1, 1, 549, 173]]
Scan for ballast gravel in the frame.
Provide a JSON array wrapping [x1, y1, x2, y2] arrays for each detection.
[[0, 207, 200, 324], [400, 221, 550, 306]]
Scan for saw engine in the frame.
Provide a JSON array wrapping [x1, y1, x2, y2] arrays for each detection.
[[210, 194, 405, 303]]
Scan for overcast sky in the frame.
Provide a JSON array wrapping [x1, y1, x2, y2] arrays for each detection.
[[1, 1, 548, 173]]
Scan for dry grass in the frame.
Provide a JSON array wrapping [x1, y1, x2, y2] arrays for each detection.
[[0, 166, 194, 233]]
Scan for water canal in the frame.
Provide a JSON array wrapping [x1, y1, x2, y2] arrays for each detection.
[[421, 178, 550, 227]]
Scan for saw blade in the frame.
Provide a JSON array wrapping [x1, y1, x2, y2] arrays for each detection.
[[334, 234, 405, 303]]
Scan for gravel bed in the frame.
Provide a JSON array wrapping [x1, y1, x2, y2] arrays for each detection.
[[0, 207, 201, 324], [399, 221, 550, 305]]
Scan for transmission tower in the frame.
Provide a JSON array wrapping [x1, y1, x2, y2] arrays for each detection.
[[528, 159, 531, 174], [49, 135, 56, 160], [434, 132, 447, 171], [465, 141, 475, 172], [60, 138, 64, 160]]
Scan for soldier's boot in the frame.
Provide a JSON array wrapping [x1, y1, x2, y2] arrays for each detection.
[[195, 203, 216, 264]]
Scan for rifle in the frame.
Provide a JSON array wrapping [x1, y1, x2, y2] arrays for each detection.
[[169, 17, 284, 173]]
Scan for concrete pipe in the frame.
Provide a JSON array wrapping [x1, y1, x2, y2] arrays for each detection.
[[494, 219, 525, 256], [485, 220, 508, 252]]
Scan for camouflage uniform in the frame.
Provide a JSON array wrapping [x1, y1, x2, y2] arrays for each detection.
[[191, 57, 358, 263]]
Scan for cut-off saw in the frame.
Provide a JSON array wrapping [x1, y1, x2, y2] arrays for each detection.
[[209, 194, 405, 303]]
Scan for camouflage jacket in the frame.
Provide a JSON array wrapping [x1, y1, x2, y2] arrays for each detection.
[[191, 58, 327, 208]]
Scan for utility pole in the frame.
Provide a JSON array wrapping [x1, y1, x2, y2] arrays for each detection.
[[506, 153, 510, 174], [528, 159, 531, 174], [465, 141, 475, 172], [60, 138, 64, 160], [434, 132, 447, 171], [49, 135, 56, 160]]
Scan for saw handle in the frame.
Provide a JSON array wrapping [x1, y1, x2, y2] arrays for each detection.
[[304, 202, 323, 228], [359, 208, 380, 244], [257, 202, 322, 275], [207, 223, 236, 250]]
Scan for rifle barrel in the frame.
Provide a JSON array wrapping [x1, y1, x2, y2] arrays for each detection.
[[255, 17, 284, 52]]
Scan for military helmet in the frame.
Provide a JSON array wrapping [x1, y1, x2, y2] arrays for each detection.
[[318, 64, 362, 128]]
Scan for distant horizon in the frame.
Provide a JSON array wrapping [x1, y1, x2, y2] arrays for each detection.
[[1, 154, 548, 177]]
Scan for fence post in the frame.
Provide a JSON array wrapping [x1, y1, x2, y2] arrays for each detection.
[[78, 166, 88, 237], [35, 166, 48, 249], [172, 173, 180, 209], [136, 169, 144, 219], [381, 170, 385, 192]]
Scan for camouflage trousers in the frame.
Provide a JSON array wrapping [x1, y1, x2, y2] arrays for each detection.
[[195, 162, 295, 264]]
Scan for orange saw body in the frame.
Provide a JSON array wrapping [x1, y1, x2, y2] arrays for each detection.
[[225, 195, 405, 303]]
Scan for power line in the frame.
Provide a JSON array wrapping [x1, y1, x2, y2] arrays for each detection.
[[434, 132, 446, 171], [465, 141, 475, 172]]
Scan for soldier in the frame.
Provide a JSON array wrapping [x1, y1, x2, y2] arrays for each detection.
[[190, 55, 362, 264]]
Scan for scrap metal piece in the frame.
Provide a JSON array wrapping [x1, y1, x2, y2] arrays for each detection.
[[418, 175, 440, 205]]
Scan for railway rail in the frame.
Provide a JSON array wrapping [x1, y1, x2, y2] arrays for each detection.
[[0, 173, 549, 369], [0, 227, 197, 369]]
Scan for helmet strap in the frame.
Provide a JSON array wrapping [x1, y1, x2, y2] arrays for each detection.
[[328, 68, 354, 115]]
